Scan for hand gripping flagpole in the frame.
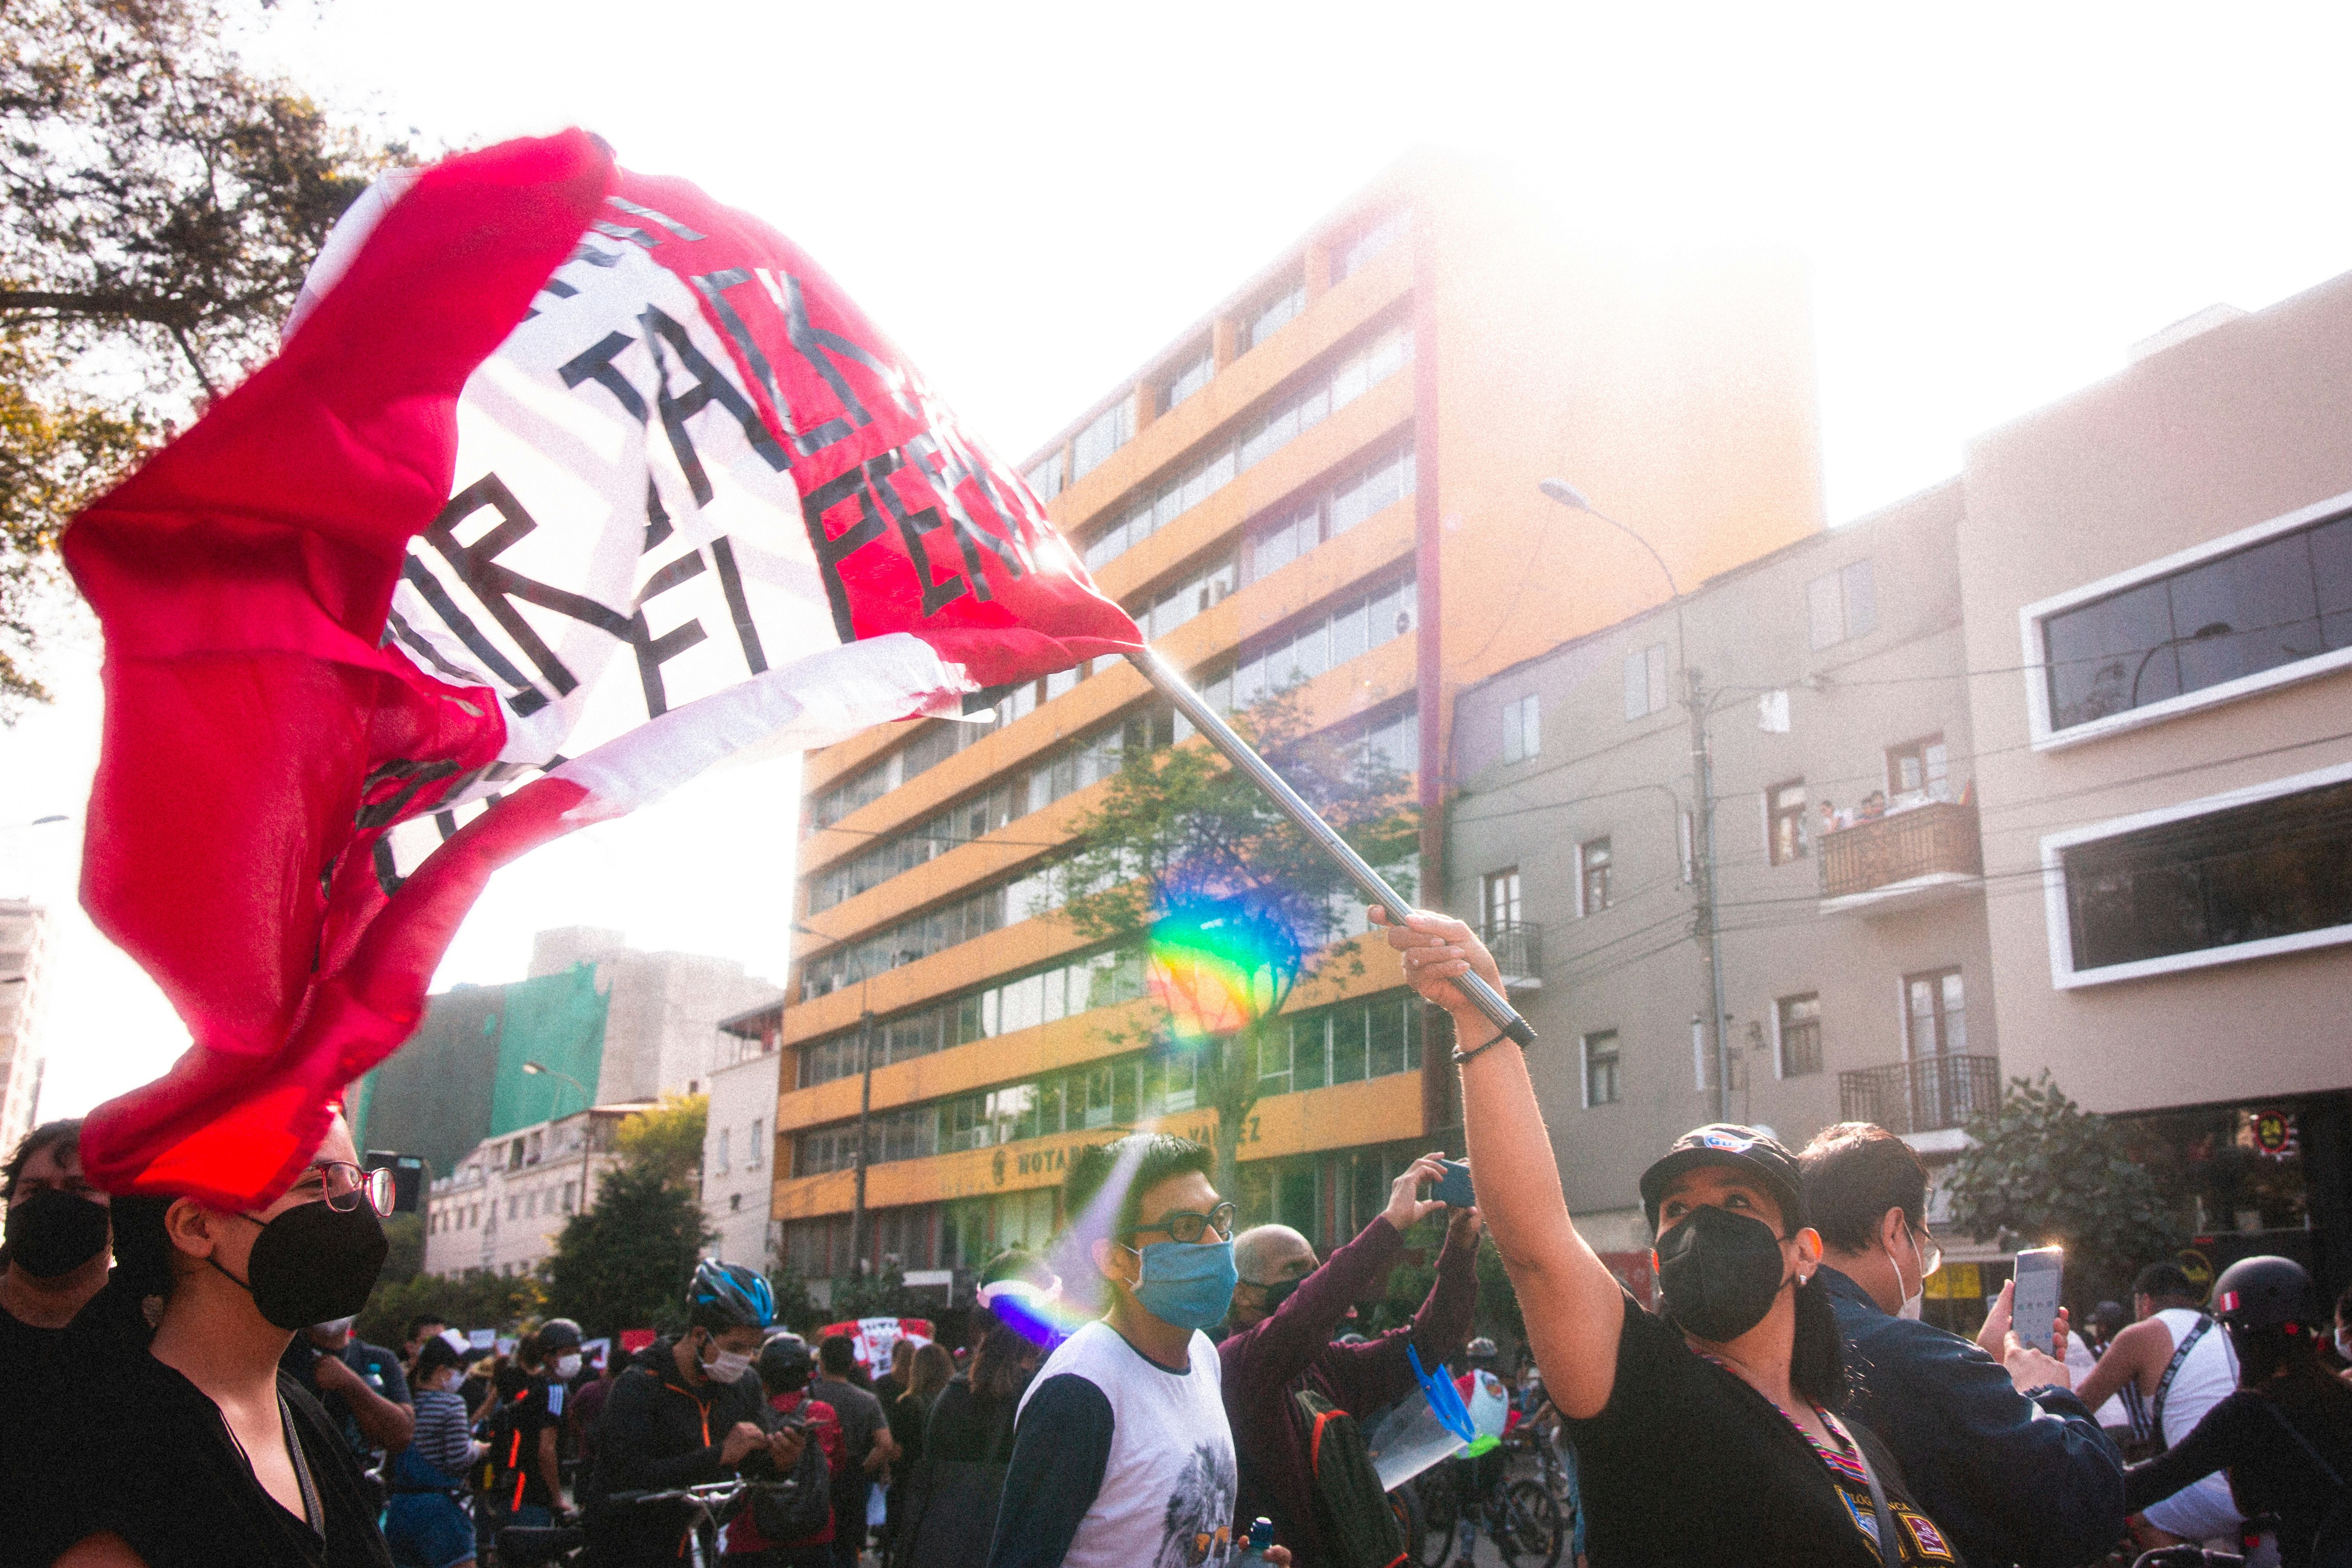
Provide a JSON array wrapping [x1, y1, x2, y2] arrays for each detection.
[[1124, 647, 1537, 1050]]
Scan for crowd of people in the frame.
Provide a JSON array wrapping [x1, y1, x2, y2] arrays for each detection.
[[1, 908, 2350, 1567]]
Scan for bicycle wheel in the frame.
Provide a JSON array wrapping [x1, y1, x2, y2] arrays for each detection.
[[1410, 1472, 1458, 1568], [1494, 1478, 1564, 1568]]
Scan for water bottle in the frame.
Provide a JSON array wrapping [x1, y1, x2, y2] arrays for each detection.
[[1234, 1516, 1276, 1565]]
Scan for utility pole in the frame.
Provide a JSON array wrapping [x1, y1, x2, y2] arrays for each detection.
[[1686, 667, 1732, 1123]]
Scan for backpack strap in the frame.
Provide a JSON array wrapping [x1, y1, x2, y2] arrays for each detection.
[[2148, 1315, 2214, 1453], [2262, 1397, 2347, 1491]]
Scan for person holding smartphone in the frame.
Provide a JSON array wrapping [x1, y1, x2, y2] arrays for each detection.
[[1375, 905, 1965, 1567]]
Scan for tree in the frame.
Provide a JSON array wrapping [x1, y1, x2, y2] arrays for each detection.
[[542, 1095, 713, 1336], [613, 1093, 710, 1191], [1944, 1072, 2183, 1310], [1056, 688, 1417, 1197], [0, 0, 402, 705], [357, 1265, 544, 1352]]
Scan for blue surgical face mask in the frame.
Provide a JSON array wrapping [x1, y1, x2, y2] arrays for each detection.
[[1124, 1237, 1239, 1331]]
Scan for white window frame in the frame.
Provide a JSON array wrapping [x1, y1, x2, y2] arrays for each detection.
[[1580, 1029, 1620, 1109], [1503, 693, 1540, 764], [1576, 837, 1611, 918], [2040, 756, 2352, 987], [1624, 642, 1669, 720], [2018, 486, 2352, 752]]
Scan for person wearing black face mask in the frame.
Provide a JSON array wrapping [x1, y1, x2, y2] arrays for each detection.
[[1216, 1155, 1482, 1568], [0, 1118, 115, 1350], [48, 1107, 397, 1568], [1377, 905, 1968, 1568]]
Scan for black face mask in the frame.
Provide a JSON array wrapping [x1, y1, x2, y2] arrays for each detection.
[[6, 1189, 111, 1280], [210, 1198, 387, 1330], [1655, 1203, 1791, 1344], [1256, 1276, 1303, 1316]]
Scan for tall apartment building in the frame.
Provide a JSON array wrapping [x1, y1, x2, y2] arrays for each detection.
[[750, 154, 1824, 1290], [1958, 287, 2352, 1298], [0, 899, 52, 1157], [1450, 483, 2005, 1328]]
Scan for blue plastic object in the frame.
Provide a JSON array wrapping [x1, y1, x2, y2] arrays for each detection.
[[1407, 1345, 1479, 1444]]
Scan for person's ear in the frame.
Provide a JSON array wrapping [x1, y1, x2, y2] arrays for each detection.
[[1880, 1207, 1910, 1256], [1793, 1227, 1825, 1269], [163, 1196, 226, 1261], [1090, 1236, 1132, 1287]]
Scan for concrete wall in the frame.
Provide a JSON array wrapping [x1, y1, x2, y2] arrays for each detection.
[[422, 1105, 640, 1279], [1449, 482, 1990, 1240], [704, 1044, 781, 1270], [1957, 276, 2352, 1114]]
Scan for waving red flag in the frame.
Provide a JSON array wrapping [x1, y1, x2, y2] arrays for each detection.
[[66, 131, 1141, 1208]]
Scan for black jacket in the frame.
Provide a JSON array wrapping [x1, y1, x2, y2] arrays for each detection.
[[582, 1338, 772, 1565], [1824, 1265, 2126, 1568]]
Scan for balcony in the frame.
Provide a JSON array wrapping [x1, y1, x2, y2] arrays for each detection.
[[1818, 799, 1983, 916], [1485, 921, 1544, 991], [1838, 1053, 2000, 1137]]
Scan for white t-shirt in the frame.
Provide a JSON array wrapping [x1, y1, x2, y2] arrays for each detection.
[[1008, 1319, 1239, 1568], [2139, 1307, 2243, 1543]]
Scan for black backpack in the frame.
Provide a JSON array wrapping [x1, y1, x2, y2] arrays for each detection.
[[751, 1423, 836, 1546], [1293, 1388, 1407, 1568]]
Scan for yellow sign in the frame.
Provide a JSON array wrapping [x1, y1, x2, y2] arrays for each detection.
[[2179, 1248, 2214, 1292], [1924, 1262, 1983, 1300]]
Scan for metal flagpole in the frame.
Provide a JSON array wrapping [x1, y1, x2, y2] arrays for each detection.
[[1123, 647, 1536, 1050]]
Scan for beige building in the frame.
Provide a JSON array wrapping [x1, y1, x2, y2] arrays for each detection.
[[1957, 289, 2352, 1294], [704, 1011, 782, 1272], [422, 1103, 650, 1278], [0, 900, 52, 1158], [1448, 482, 2005, 1325]]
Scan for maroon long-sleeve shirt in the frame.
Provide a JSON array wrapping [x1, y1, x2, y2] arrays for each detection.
[[1217, 1216, 1481, 1567]]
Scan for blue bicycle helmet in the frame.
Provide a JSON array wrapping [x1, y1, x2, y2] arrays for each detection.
[[688, 1258, 775, 1330]]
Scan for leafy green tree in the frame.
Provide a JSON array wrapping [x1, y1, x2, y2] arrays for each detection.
[[614, 1093, 709, 1190], [825, 1259, 939, 1325], [356, 1264, 543, 1351], [1362, 1216, 1523, 1350], [542, 1095, 714, 1336], [0, 0, 401, 706], [1945, 1072, 2183, 1309], [1055, 688, 1417, 1197]]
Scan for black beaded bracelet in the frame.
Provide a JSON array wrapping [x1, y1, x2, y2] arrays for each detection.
[[1450, 1029, 1512, 1065]]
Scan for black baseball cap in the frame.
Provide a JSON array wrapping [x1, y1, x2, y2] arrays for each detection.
[[1640, 1124, 1807, 1235]]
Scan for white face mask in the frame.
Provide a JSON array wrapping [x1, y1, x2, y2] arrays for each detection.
[[553, 1353, 583, 1380], [1887, 1228, 1925, 1321], [701, 1336, 754, 1384]]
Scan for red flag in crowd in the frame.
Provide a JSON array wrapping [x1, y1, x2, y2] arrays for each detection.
[[65, 130, 1142, 1208]]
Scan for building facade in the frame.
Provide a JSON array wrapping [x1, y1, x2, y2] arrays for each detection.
[[0, 899, 52, 1158], [704, 1010, 783, 1272], [1957, 287, 2352, 1298], [422, 1103, 650, 1278], [756, 154, 1825, 1291], [1449, 480, 2006, 1324]]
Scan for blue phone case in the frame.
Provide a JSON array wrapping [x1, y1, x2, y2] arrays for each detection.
[[1432, 1160, 1475, 1207]]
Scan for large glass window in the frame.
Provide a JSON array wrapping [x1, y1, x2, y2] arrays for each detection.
[[1244, 282, 1306, 351], [1023, 450, 1064, 503], [1579, 839, 1613, 915], [1887, 736, 1949, 803], [1808, 560, 1878, 650], [1337, 210, 1410, 280], [1071, 400, 1136, 482], [2061, 775, 2352, 973], [1243, 448, 1416, 585], [1905, 969, 1966, 1057], [1483, 868, 1521, 934], [1582, 1031, 1621, 1107], [2043, 511, 2352, 731], [1159, 347, 1213, 414], [1777, 994, 1822, 1077], [1219, 579, 1416, 712], [1768, 780, 1809, 865]]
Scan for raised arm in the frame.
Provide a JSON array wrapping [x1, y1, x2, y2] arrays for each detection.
[[1373, 908, 1629, 1419]]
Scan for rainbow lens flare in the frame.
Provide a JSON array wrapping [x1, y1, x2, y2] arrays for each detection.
[[1146, 897, 1304, 1041]]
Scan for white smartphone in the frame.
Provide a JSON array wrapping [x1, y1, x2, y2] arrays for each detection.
[[2012, 1246, 2064, 1354]]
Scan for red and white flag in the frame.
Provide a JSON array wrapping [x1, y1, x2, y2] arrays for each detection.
[[66, 131, 1141, 1207]]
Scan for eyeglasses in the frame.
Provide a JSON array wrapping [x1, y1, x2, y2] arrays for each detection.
[[1911, 1224, 1943, 1280], [299, 1161, 397, 1216], [1128, 1201, 1237, 1245]]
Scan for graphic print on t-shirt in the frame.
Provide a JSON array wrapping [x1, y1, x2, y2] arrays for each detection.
[[1154, 1441, 1237, 1568]]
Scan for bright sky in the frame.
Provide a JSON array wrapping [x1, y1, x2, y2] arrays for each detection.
[[13, 0, 2352, 1119]]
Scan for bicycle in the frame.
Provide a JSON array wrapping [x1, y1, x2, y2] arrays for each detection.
[[495, 1477, 798, 1568], [1406, 1445, 1565, 1568]]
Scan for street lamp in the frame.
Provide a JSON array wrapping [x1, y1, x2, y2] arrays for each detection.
[[2127, 622, 2233, 710], [522, 1061, 596, 1218], [1537, 479, 1732, 1121]]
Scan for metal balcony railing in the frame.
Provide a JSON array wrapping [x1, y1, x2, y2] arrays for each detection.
[[1838, 1053, 2000, 1136], [1819, 799, 1983, 901], [1484, 921, 1544, 989]]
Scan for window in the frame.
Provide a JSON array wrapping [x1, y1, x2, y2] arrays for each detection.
[[562, 1183, 575, 1214], [2055, 770, 2352, 981], [1767, 781, 1809, 865], [1159, 347, 1213, 414], [1886, 736, 1949, 803], [747, 1118, 763, 1170], [1582, 1031, 1621, 1107], [715, 1128, 731, 1175], [1502, 694, 1541, 764], [2041, 508, 2352, 733], [1071, 400, 1136, 482], [1483, 868, 1521, 934], [1244, 282, 1306, 351], [1776, 994, 1822, 1077], [1023, 450, 1064, 503], [1242, 450, 1417, 586], [1624, 642, 1669, 720], [1905, 969, 1966, 1057], [1808, 559, 1878, 650], [1216, 579, 1416, 712], [1578, 839, 1612, 916], [1337, 209, 1410, 280]]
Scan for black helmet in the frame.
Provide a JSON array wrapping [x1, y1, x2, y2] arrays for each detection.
[[688, 1259, 776, 1330], [760, 1332, 814, 1387], [538, 1317, 584, 1353], [2213, 1256, 2315, 1332]]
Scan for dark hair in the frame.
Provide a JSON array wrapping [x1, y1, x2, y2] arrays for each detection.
[[2227, 1321, 2345, 1388], [1797, 1123, 1927, 1254], [1064, 1134, 1215, 1249], [971, 1319, 1043, 1403], [2, 1119, 84, 1203], [819, 1332, 856, 1375], [2134, 1263, 2199, 1303], [408, 1314, 449, 1340], [416, 1335, 467, 1377], [107, 1194, 178, 1298], [1791, 1273, 1848, 1409], [2336, 1283, 2352, 1325]]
